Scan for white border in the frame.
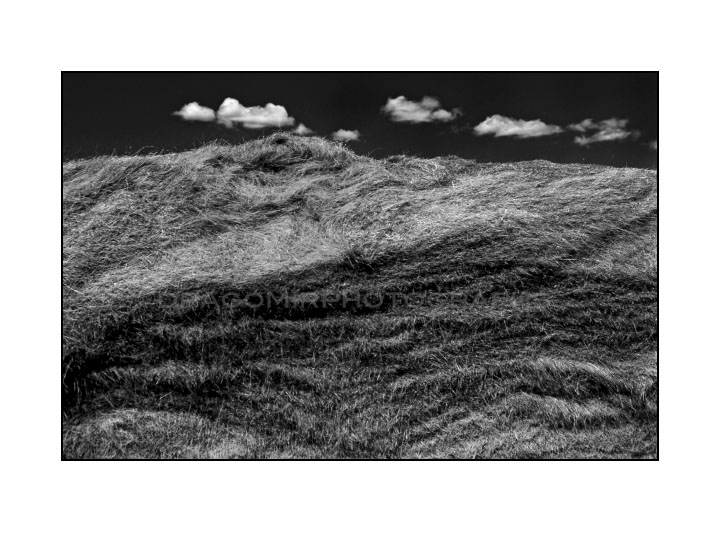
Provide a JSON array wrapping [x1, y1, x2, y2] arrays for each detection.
[[3, 1, 719, 536]]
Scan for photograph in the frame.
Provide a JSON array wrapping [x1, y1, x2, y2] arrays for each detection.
[[61, 72, 658, 460], [10, 0, 720, 534]]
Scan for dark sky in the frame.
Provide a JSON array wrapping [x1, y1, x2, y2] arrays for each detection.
[[62, 72, 658, 168]]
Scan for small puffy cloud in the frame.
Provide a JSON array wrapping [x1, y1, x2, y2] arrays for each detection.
[[331, 129, 360, 142], [567, 118, 602, 133], [382, 96, 460, 123], [172, 102, 216, 122], [568, 118, 631, 133], [293, 123, 314, 136], [568, 118, 640, 146], [473, 115, 563, 138], [216, 98, 295, 129], [649, 140, 658, 151]]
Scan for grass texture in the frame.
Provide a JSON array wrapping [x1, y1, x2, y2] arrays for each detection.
[[62, 133, 658, 459]]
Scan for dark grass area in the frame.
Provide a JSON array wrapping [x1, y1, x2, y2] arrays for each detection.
[[62, 133, 657, 459]]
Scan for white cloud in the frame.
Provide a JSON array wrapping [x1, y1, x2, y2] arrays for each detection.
[[382, 96, 460, 123], [216, 98, 295, 129], [172, 102, 216, 122], [568, 118, 628, 133], [473, 115, 563, 138], [567, 118, 598, 133], [293, 123, 314, 136], [331, 129, 360, 142], [568, 118, 640, 146], [649, 140, 658, 151]]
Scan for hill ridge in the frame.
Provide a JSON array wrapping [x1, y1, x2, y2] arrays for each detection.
[[62, 133, 658, 459]]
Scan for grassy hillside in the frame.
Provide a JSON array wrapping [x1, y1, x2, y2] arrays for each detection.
[[62, 133, 657, 459]]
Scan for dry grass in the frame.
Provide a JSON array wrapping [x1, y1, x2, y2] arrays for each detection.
[[62, 133, 657, 459]]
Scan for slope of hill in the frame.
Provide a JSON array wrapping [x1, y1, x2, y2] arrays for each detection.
[[62, 133, 658, 459]]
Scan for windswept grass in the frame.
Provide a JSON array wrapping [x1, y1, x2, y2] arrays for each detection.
[[62, 133, 657, 459]]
